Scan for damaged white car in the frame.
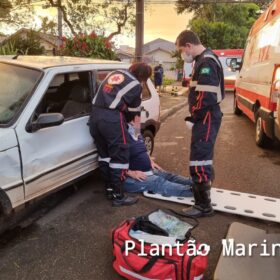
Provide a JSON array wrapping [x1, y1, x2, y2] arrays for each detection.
[[0, 56, 160, 221]]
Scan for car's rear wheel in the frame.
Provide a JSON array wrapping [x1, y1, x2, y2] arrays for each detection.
[[143, 130, 154, 155], [255, 115, 272, 148], [234, 94, 242, 115]]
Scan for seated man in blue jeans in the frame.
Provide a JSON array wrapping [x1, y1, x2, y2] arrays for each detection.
[[124, 111, 193, 197]]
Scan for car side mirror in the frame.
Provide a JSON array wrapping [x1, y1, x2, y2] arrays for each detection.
[[28, 113, 64, 132], [227, 58, 241, 72]]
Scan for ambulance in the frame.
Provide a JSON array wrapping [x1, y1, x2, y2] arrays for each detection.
[[233, 0, 280, 147], [182, 49, 243, 91]]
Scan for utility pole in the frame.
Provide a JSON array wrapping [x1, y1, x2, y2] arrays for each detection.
[[57, 0, 63, 47], [135, 0, 144, 62]]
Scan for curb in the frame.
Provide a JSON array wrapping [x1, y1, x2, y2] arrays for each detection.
[[160, 99, 188, 122]]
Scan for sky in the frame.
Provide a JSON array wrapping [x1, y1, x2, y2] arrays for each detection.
[[117, 3, 193, 47], [2, 1, 193, 47]]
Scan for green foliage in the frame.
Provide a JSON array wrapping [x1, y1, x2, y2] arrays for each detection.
[[171, 50, 184, 71], [59, 32, 116, 60], [177, 2, 261, 49], [0, 0, 12, 19], [0, 41, 17, 55], [2, 30, 45, 55], [0, 0, 34, 28], [2, 0, 135, 40], [162, 77, 176, 87], [39, 16, 57, 35], [189, 4, 260, 49], [176, 0, 269, 15]]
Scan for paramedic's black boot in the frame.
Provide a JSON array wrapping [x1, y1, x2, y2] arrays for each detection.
[[182, 183, 214, 218], [111, 184, 138, 207], [99, 162, 112, 199]]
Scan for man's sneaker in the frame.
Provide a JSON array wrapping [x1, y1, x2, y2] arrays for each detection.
[[112, 195, 139, 207], [182, 205, 214, 218]]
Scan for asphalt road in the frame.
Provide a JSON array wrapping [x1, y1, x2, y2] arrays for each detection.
[[0, 92, 279, 280]]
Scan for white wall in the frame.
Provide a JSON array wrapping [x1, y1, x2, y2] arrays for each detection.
[[145, 49, 176, 79]]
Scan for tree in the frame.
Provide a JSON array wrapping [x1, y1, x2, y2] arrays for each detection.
[[59, 31, 116, 59], [1, 30, 45, 55], [0, 0, 34, 27], [39, 16, 57, 35], [47, 0, 135, 38], [172, 50, 184, 71], [175, 1, 262, 49], [175, 0, 270, 14], [1, 0, 135, 40], [0, 0, 12, 20]]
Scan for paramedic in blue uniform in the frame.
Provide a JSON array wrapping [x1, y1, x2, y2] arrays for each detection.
[[176, 30, 224, 217], [89, 63, 152, 207]]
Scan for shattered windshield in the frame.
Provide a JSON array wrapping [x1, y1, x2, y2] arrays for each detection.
[[0, 63, 42, 125]]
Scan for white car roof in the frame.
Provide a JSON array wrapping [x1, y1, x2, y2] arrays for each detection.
[[0, 55, 128, 70]]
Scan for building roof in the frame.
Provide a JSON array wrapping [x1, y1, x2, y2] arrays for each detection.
[[0, 33, 7, 43], [0, 56, 126, 70], [116, 50, 134, 58], [2, 28, 58, 47], [117, 45, 135, 54], [143, 38, 176, 55], [145, 47, 174, 55]]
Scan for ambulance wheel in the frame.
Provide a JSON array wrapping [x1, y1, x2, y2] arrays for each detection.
[[233, 94, 242, 115], [143, 130, 154, 155], [255, 115, 272, 148]]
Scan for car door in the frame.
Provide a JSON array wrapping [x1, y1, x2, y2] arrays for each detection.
[[277, 88, 280, 139], [15, 69, 98, 201], [141, 79, 160, 125]]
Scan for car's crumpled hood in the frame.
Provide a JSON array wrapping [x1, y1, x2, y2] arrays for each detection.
[[0, 128, 18, 152]]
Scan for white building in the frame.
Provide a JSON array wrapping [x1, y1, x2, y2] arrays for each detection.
[[115, 45, 135, 63], [142, 38, 177, 80], [116, 39, 177, 79]]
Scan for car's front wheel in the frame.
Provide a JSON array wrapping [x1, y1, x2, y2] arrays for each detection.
[[143, 130, 154, 155], [255, 115, 272, 148]]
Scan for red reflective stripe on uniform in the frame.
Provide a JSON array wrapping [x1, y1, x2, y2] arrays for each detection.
[[192, 91, 205, 113], [120, 112, 127, 144], [205, 111, 212, 142], [198, 92, 204, 110], [192, 92, 201, 112], [195, 165, 202, 183], [203, 111, 209, 125], [201, 166, 208, 182], [191, 92, 200, 112], [202, 111, 211, 142]]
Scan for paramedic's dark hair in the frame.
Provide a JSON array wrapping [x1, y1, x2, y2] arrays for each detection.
[[129, 62, 152, 82], [125, 111, 141, 123], [176, 30, 201, 47]]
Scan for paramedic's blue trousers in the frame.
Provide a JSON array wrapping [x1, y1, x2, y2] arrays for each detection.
[[190, 108, 222, 185], [90, 107, 129, 195]]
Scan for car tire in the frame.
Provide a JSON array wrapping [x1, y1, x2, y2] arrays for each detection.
[[255, 115, 272, 148], [233, 94, 242, 115], [143, 130, 154, 155]]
